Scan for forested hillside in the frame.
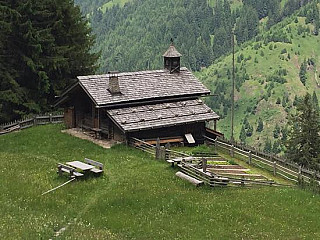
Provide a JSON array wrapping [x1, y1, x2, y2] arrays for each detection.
[[75, 0, 310, 73], [199, 1, 320, 152]]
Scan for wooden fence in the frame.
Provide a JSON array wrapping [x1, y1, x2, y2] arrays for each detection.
[[129, 137, 291, 187], [204, 136, 320, 185], [129, 137, 189, 160], [178, 161, 280, 187], [129, 137, 156, 156], [0, 113, 64, 135]]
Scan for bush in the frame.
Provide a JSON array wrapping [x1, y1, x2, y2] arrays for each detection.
[[281, 48, 287, 54]]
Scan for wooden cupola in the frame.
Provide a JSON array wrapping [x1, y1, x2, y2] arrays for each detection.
[[163, 40, 182, 73]]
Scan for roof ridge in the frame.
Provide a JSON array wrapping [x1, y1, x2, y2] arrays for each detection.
[[78, 67, 189, 79]]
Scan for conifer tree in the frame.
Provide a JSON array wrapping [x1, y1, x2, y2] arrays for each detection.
[[256, 117, 264, 132], [312, 91, 319, 112], [299, 60, 307, 86], [264, 138, 272, 153], [286, 93, 320, 168], [273, 124, 281, 139], [0, 0, 98, 123], [239, 125, 247, 144]]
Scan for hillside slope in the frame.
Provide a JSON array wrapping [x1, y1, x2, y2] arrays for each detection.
[[1, 124, 320, 239], [199, 12, 320, 151]]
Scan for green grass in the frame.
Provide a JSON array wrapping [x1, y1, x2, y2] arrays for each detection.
[[1, 125, 320, 239]]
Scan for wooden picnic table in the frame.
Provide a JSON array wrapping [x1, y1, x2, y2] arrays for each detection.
[[66, 161, 94, 171]]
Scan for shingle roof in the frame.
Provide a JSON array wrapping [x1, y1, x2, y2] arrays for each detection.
[[107, 99, 219, 132], [78, 67, 210, 106], [162, 44, 182, 57]]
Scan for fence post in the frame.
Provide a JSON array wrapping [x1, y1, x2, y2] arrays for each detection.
[[33, 117, 36, 126], [298, 166, 302, 184], [155, 137, 160, 159], [230, 145, 234, 157], [202, 158, 207, 173], [214, 139, 217, 154], [49, 113, 52, 123], [248, 151, 252, 165], [165, 143, 170, 160], [159, 146, 166, 160], [273, 161, 277, 176]]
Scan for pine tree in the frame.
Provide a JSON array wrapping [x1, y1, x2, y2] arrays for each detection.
[[272, 140, 281, 154], [256, 117, 264, 132], [239, 125, 247, 144], [299, 60, 307, 86], [264, 138, 272, 153], [0, 3, 18, 122], [0, 0, 98, 123], [246, 124, 253, 137], [312, 91, 319, 112], [286, 93, 320, 168], [273, 124, 281, 139]]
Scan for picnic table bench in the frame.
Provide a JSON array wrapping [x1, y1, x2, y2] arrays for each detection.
[[57, 163, 84, 178], [85, 158, 104, 174]]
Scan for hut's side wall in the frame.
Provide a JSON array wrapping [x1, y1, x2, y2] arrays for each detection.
[[63, 87, 94, 128], [129, 122, 206, 144]]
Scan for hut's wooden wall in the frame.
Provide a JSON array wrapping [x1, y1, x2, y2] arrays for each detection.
[[63, 88, 93, 128], [129, 122, 206, 144]]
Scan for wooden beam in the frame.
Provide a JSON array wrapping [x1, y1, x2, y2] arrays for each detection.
[[175, 171, 204, 187]]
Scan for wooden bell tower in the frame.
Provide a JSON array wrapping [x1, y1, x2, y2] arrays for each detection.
[[163, 39, 182, 73]]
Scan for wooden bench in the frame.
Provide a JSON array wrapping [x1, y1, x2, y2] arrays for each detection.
[[84, 158, 104, 174], [91, 128, 102, 139], [57, 163, 84, 178]]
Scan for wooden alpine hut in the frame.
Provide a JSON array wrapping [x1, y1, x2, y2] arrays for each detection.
[[55, 43, 220, 144]]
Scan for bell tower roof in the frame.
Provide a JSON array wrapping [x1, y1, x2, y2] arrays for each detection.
[[162, 42, 182, 57]]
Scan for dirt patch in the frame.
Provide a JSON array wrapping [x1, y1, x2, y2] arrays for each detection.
[[62, 128, 115, 149]]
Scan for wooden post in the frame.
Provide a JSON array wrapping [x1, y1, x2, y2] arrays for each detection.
[[49, 113, 52, 123], [248, 151, 252, 165], [230, 145, 234, 157], [33, 117, 36, 126], [298, 165, 302, 184], [214, 139, 217, 154], [159, 146, 166, 160], [155, 137, 160, 159], [202, 158, 207, 173], [273, 161, 276, 176], [165, 143, 170, 160], [214, 120, 217, 131]]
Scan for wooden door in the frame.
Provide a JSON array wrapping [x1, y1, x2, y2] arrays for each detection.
[[64, 107, 75, 128]]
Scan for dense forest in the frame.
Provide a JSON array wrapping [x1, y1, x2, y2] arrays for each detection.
[[75, 0, 314, 73], [0, 0, 98, 123]]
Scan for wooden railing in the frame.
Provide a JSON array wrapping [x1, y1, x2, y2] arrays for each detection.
[[0, 113, 64, 135], [204, 136, 320, 185], [129, 137, 156, 156], [129, 137, 189, 160]]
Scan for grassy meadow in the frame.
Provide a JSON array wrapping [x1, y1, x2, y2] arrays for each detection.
[[1, 124, 320, 239]]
